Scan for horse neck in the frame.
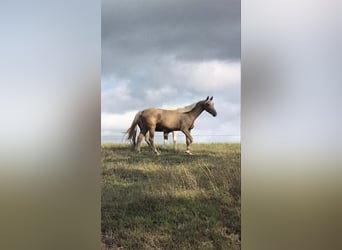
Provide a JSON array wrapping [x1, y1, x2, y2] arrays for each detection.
[[188, 101, 205, 121]]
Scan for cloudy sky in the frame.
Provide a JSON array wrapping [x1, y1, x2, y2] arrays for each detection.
[[102, 0, 240, 143]]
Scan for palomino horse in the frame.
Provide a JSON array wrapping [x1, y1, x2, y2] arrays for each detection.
[[126, 96, 217, 155], [132, 105, 195, 151]]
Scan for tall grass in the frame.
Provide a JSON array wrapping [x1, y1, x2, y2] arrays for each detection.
[[101, 143, 240, 249]]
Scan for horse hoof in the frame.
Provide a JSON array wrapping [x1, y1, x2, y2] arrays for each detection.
[[185, 150, 193, 155]]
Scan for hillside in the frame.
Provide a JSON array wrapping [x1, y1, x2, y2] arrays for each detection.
[[101, 143, 241, 249]]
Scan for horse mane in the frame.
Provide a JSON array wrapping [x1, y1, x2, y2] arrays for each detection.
[[176, 102, 197, 113]]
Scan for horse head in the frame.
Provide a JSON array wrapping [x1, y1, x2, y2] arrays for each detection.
[[203, 96, 217, 117]]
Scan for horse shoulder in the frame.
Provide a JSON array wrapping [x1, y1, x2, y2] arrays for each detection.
[[179, 113, 194, 130]]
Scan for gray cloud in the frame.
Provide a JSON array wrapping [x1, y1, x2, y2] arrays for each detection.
[[102, 0, 240, 75], [101, 60, 240, 113]]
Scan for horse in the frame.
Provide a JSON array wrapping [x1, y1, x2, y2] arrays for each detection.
[[131, 105, 196, 151], [126, 96, 217, 155]]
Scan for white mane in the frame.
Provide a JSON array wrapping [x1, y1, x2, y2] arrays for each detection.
[[175, 103, 197, 113]]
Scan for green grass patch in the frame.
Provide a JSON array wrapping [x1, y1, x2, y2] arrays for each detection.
[[101, 143, 240, 250]]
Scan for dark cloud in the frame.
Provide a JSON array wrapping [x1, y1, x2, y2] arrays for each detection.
[[102, 0, 240, 76]]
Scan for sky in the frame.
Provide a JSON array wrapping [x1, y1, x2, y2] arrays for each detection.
[[101, 0, 240, 143]]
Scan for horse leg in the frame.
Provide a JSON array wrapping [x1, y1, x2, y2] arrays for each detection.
[[145, 132, 152, 148], [163, 132, 168, 149], [148, 129, 160, 155], [172, 131, 177, 151], [136, 128, 147, 153], [182, 130, 193, 155], [185, 137, 192, 155]]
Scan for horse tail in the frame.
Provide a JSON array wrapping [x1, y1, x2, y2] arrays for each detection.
[[126, 111, 142, 143]]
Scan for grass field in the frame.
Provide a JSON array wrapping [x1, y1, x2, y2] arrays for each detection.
[[101, 143, 240, 250]]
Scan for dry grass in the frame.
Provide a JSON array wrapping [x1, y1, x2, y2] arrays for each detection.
[[101, 143, 240, 249]]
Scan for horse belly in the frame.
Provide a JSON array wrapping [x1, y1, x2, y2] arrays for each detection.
[[156, 124, 178, 132], [143, 109, 181, 131]]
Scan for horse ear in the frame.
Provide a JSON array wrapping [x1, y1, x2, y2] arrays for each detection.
[[206, 96, 209, 101], [210, 96, 213, 101]]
